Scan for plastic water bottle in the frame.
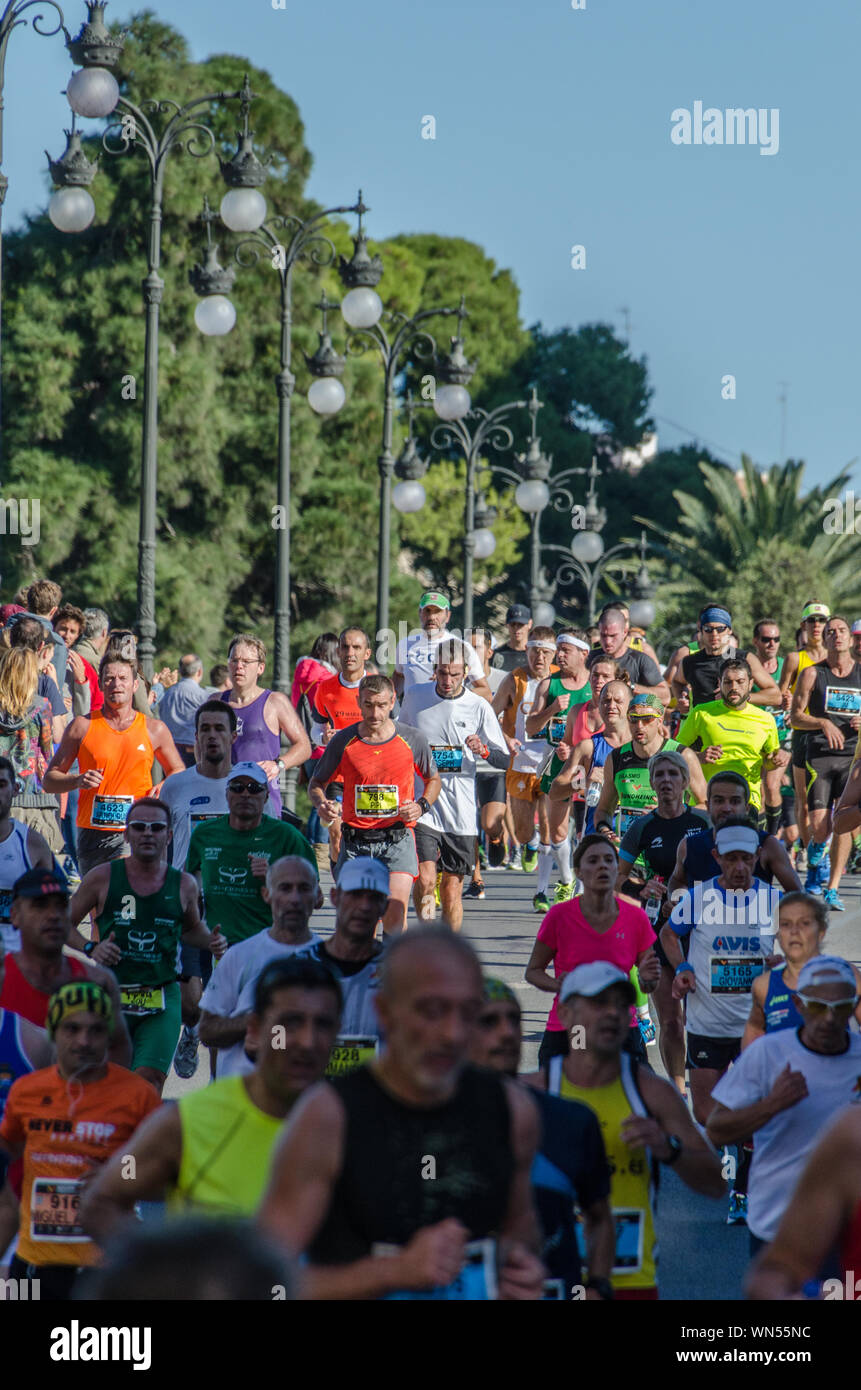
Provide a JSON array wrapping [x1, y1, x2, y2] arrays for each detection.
[[645, 875, 666, 925], [586, 780, 601, 808]]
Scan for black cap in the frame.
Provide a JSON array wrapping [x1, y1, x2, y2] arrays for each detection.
[[12, 866, 69, 901], [505, 604, 531, 624]]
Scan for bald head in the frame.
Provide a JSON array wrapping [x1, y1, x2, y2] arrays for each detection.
[[379, 926, 483, 999], [262, 856, 318, 942]]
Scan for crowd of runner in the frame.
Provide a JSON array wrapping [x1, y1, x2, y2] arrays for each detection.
[[1, 579, 861, 1300]]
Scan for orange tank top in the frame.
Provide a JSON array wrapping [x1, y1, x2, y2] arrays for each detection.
[[77, 711, 155, 831]]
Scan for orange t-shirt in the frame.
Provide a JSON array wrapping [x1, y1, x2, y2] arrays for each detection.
[[0, 1063, 160, 1266], [77, 710, 155, 831], [313, 674, 363, 731], [313, 722, 436, 830]]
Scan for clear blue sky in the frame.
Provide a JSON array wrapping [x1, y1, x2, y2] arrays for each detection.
[[3, 0, 857, 488]]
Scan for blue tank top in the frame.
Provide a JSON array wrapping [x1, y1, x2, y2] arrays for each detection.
[[584, 733, 613, 836], [0, 1008, 34, 1122], [221, 689, 282, 818], [685, 826, 771, 885], [763, 967, 803, 1033]]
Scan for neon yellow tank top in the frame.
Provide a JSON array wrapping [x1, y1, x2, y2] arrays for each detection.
[[170, 1075, 283, 1217], [790, 648, 816, 694], [550, 1056, 657, 1291]]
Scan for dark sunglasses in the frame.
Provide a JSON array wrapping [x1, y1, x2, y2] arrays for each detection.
[[760, 635, 780, 643], [127, 820, 168, 833], [228, 781, 267, 795], [701, 624, 728, 634]]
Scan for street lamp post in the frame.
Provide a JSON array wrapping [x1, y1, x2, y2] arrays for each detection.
[[190, 194, 369, 694], [342, 293, 470, 644], [59, 73, 267, 680]]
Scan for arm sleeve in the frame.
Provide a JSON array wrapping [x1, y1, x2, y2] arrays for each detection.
[[311, 727, 353, 785]]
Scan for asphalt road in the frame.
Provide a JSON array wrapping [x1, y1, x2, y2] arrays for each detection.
[[165, 859, 861, 1302]]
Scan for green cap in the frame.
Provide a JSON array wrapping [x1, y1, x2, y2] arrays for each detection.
[[801, 602, 830, 621], [629, 692, 665, 719], [483, 977, 520, 1007], [419, 591, 451, 610]]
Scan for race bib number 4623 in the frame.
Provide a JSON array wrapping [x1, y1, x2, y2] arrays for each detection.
[[91, 794, 134, 829]]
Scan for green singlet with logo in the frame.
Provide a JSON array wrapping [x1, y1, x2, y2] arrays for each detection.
[[96, 859, 184, 988], [613, 737, 682, 839], [540, 674, 592, 793]]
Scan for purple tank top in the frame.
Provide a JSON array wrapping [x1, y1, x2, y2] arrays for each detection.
[[221, 689, 282, 817]]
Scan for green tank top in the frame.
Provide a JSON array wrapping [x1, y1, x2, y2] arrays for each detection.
[[171, 1075, 283, 1217], [544, 674, 591, 744], [96, 858, 184, 987], [613, 738, 681, 838]]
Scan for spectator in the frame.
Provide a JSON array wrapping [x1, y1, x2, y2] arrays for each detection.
[[157, 654, 208, 766], [8, 617, 68, 744], [53, 605, 94, 718], [291, 633, 339, 710], [0, 647, 61, 854], [4, 580, 68, 692], [74, 608, 110, 713], [209, 663, 231, 693]]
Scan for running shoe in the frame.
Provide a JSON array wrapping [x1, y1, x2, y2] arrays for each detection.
[[505, 848, 522, 872], [553, 880, 574, 904], [638, 1015, 657, 1047], [726, 1191, 748, 1226], [532, 891, 551, 914], [488, 838, 506, 869], [522, 846, 539, 873], [463, 880, 486, 900], [824, 888, 846, 911], [173, 1025, 200, 1080]]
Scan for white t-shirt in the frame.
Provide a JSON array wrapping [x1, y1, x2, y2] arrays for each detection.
[[667, 876, 780, 1037], [399, 685, 510, 835], [199, 930, 319, 1078], [511, 675, 547, 775], [712, 1028, 861, 1240], [394, 629, 484, 696], [158, 768, 231, 870]]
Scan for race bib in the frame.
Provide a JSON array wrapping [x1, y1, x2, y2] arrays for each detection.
[[354, 784, 399, 819], [824, 686, 861, 716], [91, 793, 134, 829], [709, 955, 764, 994], [326, 1034, 379, 1077], [120, 984, 166, 1016], [546, 716, 567, 745], [617, 808, 647, 837], [31, 1178, 87, 1243], [612, 1209, 644, 1275], [431, 745, 463, 773], [378, 1238, 498, 1301]]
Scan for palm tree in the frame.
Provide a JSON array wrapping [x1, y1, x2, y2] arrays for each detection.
[[636, 456, 861, 643]]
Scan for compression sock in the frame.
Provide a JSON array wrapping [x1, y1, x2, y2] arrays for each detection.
[[553, 835, 573, 885], [629, 966, 648, 1010], [537, 843, 554, 894], [528, 829, 541, 851], [764, 804, 782, 836]]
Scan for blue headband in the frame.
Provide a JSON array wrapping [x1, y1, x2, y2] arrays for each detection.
[[700, 606, 732, 627]]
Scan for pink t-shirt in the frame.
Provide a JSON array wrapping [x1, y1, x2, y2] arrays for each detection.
[[536, 896, 656, 1031]]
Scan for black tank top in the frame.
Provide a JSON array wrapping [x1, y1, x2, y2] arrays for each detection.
[[682, 646, 738, 707], [309, 1064, 514, 1264], [685, 826, 772, 885], [806, 660, 861, 761]]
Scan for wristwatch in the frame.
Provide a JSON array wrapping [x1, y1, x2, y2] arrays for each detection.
[[661, 1134, 684, 1166], [83, 940, 97, 957], [585, 1276, 614, 1300], [417, 796, 431, 816]]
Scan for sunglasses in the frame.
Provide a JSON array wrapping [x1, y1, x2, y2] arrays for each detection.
[[629, 714, 658, 723], [760, 636, 780, 643], [701, 624, 728, 634], [127, 820, 168, 834], [795, 994, 858, 1017], [228, 782, 267, 795]]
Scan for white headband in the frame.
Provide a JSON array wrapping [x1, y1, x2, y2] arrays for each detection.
[[557, 635, 590, 651], [527, 640, 557, 653]]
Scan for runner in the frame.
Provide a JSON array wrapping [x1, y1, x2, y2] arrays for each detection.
[[306, 856, 389, 1075], [744, 1106, 861, 1299], [616, 750, 710, 1092], [80, 955, 341, 1231], [309, 674, 440, 935], [743, 892, 861, 1045], [672, 605, 780, 711], [586, 606, 670, 703], [309, 626, 372, 873], [533, 961, 724, 1299], [466, 627, 508, 892], [393, 592, 490, 701], [43, 651, 184, 877], [222, 633, 312, 820], [493, 627, 557, 877], [470, 976, 615, 1301], [779, 601, 830, 857], [708, 956, 861, 1260], [525, 631, 592, 912], [660, 820, 782, 1224], [0, 935, 54, 1256], [158, 698, 236, 1078], [549, 674, 630, 837], [400, 640, 509, 930], [593, 692, 706, 842], [490, 604, 533, 675], [258, 927, 545, 1300], [525, 833, 659, 1067], [676, 657, 788, 814], [66, 797, 227, 1095], [197, 856, 319, 1077], [746, 617, 792, 835], [790, 614, 861, 907], [668, 771, 800, 898], [0, 867, 129, 1066], [186, 762, 318, 949], [0, 756, 54, 952], [0, 980, 160, 1299]]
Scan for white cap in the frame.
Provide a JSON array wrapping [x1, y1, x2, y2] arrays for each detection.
[[715, 824, 760, 856], [797, 955, 857, 994], [559, 961, 636, 1005], [227, 761, 269, 788], [337, 856, 390, 896]]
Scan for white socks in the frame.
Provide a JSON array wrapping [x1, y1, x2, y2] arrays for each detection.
[[537, 842, 555, 894], [554, 836, 573, 885]]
